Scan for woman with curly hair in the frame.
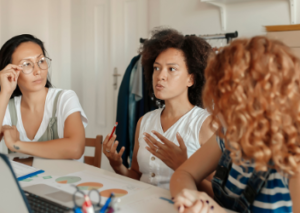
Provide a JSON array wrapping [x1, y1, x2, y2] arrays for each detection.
[[102, 28, 216, 188], [170, 36, 300, 212]]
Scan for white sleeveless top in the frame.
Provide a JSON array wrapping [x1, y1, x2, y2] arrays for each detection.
[[137, 106, 210, 189]]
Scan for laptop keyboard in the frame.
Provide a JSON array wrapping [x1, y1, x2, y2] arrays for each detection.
[[24, 191, 73, 213]]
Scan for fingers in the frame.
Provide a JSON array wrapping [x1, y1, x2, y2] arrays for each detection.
[[151, 130, 173, 147], [144, 135, 164, 159], [111, 140, 119, 154], [3, 64, 23, 71], [3, 69, 19, 82], [102, 134, 110, 154], [102, 134, 109, 145], [189, 200, 214, 213], [103, 134, 117, 152], [176, 132, 187, 151], [118, 146, 125, 158], [102, 133, 124, 161], [145, 144, 163, 160], [144, 136, 159, 150], [174, 189, 199, 210], [106, 134, 117, 148], [174, 196, 194, 210], [184, 200, 211, 213], [143, 132, 165, 150]]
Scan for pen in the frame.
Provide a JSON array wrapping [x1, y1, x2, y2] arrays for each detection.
[[108, 122, 118, 140], [100, 193, 114, 213], [159, 197, 174, 204]]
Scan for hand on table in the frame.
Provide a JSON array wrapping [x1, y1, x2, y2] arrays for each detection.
[[102, 134, 125, 169], [143, 131, 187, 170], [174, 189, 226, 213], [2, 125, 20, 152]]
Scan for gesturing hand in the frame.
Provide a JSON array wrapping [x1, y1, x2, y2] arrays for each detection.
[[0, 64, 22, 95], [2, 125, 20, 152], [143, 131, 187, 170], [102, 134, 125, 169]]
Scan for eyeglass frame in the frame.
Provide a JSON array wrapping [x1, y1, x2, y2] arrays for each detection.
[[18, 56, 52, 75], [72, 185, 102, 209]]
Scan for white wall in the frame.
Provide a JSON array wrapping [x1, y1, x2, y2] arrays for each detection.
[[0, 0, 72, 91], [148, 0, 299, 38]]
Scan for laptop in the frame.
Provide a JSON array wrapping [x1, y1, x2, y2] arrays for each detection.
[[0, 153, 85, 213]]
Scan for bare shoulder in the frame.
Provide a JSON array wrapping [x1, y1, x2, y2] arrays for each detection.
[[136, 116, 143, 131], [198, 115, 217, 146]]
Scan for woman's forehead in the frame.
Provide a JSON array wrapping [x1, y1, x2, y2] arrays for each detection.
[[12, 42, 43, 62]]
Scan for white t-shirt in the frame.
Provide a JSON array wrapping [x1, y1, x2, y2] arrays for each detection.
[[0, 88, 88, 162]]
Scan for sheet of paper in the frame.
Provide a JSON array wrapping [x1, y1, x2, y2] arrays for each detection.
[[10, 160, 41, 178], [19, 174, 57, 188], [42, 170, 151, 205]]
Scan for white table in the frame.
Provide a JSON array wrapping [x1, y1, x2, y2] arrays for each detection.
[[9, 153, 176, 213], [9, 154, 236, 213]]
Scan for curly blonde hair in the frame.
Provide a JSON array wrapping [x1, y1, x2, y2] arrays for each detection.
[[203, 36, 300, 175]]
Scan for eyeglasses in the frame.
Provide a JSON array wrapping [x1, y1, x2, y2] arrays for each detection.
[[72, 186, 102, 210], [19, 57, 52, 75]]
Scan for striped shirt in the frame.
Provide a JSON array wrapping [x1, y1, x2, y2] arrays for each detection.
[[216, 137, 292, 213]]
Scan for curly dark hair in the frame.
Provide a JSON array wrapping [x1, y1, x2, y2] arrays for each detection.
[[140, 28, 212, 107]]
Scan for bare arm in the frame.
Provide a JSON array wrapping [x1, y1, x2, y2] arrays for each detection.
[[103, 117, 142, 180], [199, 116, 217, 184], [6, 112, 85, 159], [289, 168, 300, 212], [198, 115, 216, 146], [0, 92, 10, 138], [0, 65, 22, 136], [170, 135, 222, 197]]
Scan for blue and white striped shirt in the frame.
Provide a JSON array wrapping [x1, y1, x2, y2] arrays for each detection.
[[216, 137, 292, 213]]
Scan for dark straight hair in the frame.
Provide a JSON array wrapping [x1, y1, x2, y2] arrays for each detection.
[[0, 34, 52, 99]]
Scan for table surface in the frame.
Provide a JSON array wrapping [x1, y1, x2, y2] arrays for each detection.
[[9, 153, 176, 213], [9, 153, 236, 213]]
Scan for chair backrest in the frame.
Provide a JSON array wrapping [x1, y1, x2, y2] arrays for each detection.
[[84, 135, 103, 168]]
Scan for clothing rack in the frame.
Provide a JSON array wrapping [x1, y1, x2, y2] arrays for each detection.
[[199, 31, 238, 44], [140, 31, 238, 44]]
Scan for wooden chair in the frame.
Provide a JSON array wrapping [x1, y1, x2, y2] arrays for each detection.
[[84, 135, 103, 168]]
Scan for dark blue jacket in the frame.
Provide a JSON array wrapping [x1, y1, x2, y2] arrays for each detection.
[[115, 55, 141, 167]]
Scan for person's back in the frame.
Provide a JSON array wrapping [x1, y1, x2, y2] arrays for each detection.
[[170, 36, 300, 213]]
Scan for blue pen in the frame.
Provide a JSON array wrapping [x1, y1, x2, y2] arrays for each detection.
[[17, 170, 45, 181], [159, 197, 174, 204], [100, 193, 114, 213]]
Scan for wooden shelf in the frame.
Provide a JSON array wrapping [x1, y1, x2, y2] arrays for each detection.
[[200, 0, 297, 31], [265, 24, 300, 32]]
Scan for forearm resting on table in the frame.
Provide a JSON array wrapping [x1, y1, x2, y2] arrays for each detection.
[[170, 169, 199, 197], [14, 138, 84, 159], [112, 163, 141, 180]]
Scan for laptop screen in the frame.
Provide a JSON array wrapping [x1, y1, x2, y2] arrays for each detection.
[[0, 154, 31, 213]]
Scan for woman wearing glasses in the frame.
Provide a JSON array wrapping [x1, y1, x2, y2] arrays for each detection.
[[0, 34, 87, 161]]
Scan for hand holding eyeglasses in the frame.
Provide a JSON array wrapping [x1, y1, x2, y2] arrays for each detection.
[[0, 64, 22, 96]]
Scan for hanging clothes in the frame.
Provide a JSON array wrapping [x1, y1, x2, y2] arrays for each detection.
[[115, 55, 141, 168], [116, 55, 157, 168], [128, 56, 143, 162]]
